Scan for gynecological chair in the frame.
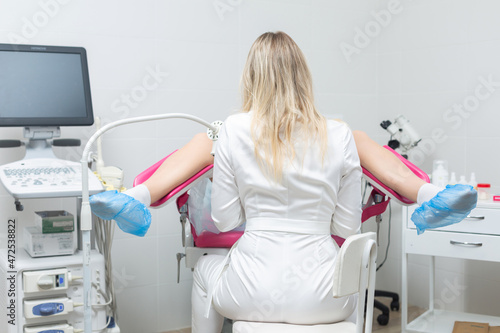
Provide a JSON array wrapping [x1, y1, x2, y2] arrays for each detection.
[[133, 146, 430, 330]]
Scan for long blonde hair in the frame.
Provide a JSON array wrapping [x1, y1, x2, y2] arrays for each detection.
[[240, 31, 327, 181]]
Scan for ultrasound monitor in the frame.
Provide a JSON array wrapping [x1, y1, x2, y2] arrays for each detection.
[[0, 43, 93, 127], [0, 43, 94, 158]]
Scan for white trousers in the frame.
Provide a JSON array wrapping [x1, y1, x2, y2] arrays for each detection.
[[191, 231, 356, 333]]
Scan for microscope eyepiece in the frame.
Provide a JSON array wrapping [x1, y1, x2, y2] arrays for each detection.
[[380, 120, 392, 129]]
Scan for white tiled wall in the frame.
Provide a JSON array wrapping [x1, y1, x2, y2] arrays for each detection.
[[1, 0, 499, 331], [371, 0, 500, 316], [0, 1, 378, 332]]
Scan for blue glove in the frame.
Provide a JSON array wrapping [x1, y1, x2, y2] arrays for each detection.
[[411, 184, 477, 235], [89, 190, 151, 237]]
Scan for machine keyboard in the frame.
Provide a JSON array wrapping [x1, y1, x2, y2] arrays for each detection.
[[0, 158, 104, 198]]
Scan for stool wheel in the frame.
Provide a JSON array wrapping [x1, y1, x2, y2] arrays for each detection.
[[377, 314, 389, 326]]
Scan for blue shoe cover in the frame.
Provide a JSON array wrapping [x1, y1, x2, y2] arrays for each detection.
[[89, 190, 151, 237], [411, 184, 477, 234]]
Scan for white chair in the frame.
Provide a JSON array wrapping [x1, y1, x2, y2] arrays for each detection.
[[232, 232, 378, 333]]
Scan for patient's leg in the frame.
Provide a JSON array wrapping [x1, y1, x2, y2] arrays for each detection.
[[90, 133, 214, 236], [352, 130, 477, 233], [114, 132, 214, 205], [352, 130, 427, 202], [143, 133, 214, 204]]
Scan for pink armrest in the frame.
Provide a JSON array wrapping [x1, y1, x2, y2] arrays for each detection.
[[361, 145, 429, 206], [133, 150, 214, 207]]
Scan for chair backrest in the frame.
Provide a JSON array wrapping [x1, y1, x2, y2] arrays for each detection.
[[332, 232, 377, 333]]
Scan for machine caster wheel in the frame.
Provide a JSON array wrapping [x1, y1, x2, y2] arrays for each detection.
[[391, 300, 400, 311], [377, 314, 389, 326]]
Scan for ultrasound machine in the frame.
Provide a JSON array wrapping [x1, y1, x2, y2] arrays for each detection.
[[0, 43, 104, 210]]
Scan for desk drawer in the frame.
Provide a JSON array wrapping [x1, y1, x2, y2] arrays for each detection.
[[406, 206, 500, 236], [404, 229, 500, 262]]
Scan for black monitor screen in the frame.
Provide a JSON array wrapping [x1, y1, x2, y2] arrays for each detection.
[[0, 44, 93, 127]]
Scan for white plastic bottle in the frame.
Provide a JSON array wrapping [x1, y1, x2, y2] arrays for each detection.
[[449, 172, 457, 185], [432, 160, 449, 188], [469, 172, 478, 189]]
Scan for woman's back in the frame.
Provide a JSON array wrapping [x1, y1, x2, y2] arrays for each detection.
[[193, 31, 362, 331], [209, 111, 362, 324], [211, 112, 362, 239]]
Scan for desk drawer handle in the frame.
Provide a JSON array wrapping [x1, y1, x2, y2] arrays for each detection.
[[465, 215, 485, 220], [450, 240, 483, 247]]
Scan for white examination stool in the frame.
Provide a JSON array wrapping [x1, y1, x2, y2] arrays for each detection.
[[232, 232, 377, 333]]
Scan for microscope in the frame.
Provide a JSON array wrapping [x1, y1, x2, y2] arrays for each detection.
[[380, 115, 421, 159]]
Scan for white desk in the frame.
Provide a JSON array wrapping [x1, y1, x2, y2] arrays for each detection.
[[402, 202, 500, 332]]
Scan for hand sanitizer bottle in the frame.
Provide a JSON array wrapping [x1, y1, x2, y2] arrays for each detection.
[[432, 160, 449, 188]]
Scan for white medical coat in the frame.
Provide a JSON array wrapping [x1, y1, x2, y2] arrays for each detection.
[[208, 111, 362, 324]]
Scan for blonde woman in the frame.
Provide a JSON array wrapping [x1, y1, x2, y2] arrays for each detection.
[[90, 31, 476, 331], [189, 31, 362, 331]]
